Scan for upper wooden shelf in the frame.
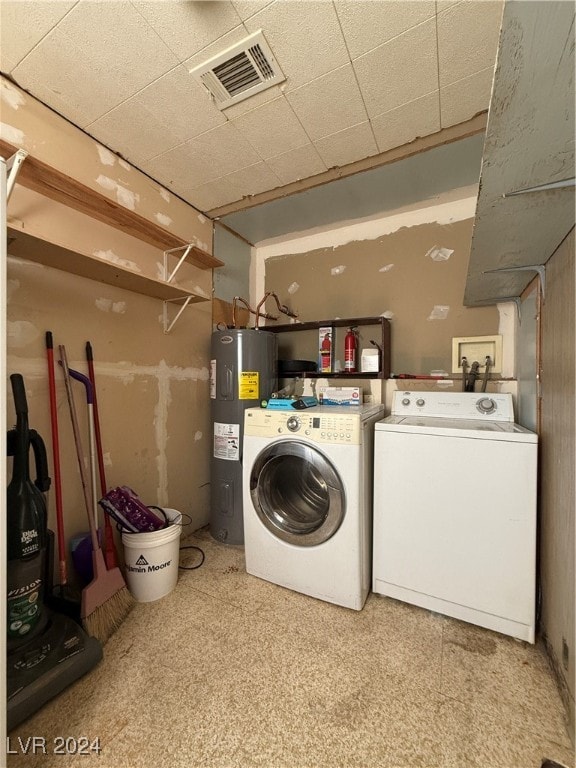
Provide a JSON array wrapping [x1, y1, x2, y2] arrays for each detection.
[[7, 226, 209, 304], [0, 138, 223, 270]]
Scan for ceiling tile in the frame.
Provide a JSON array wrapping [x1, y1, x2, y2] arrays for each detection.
[[142, 143, 215, 190], [179, 161, 282, 210], [314, 121, 378, 169], [52, 0, 179, 89], [12, 2, 180, 124], [286, 64, 369, 141], [221, 84, 284, 119], [440, 67, 494, 129], [0, 0, 76, 73], [12, 28, 122, 127], [88, 100, 182, 165], [353, 18, 438, 118], [232, 96, 309, 159], [134, 0, 243, 62], [184, 26, 252, 72], [129, 66, 227, 144], [244, 1, 350, 91], [219, 161, 282, 197], [266, 144, 327, 185], [371, 91, 441, 153], [184, 122, 262, 180], [335, 0, 436, 60], [437, 0, 503, 87], [231, 0, 274, 21], [437, 0, 464, 10], [177, 180, 234, 212]]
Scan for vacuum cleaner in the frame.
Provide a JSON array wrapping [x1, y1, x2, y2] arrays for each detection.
[[6, 373, 103, 731]]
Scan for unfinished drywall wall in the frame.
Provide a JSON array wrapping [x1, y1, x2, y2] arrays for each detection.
[[213, 225, 251, 305], [260, 196, 502, 378], [3, 78, 215, 588], [6, 197, 212, 582], [539, 228, 575, 739]]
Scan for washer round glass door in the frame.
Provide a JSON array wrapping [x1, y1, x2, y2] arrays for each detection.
[[249, 440, 345, 546]]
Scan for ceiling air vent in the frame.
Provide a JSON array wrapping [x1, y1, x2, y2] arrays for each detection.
[[190, 30, 285, 110]]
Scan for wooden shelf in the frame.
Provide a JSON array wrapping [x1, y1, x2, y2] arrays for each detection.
[[0, 138, 223, 270], [7, 226, 209, 304], [267, 316, 391, 379]]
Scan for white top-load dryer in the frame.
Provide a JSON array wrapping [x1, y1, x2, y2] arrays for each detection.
[[243, 404, 384, 610], [372, 391, 538, 642]]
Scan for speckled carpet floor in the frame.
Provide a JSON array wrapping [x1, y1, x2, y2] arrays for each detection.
[[7, 526, 574, 768]]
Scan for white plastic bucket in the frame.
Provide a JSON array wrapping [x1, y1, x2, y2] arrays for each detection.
[[121, 508, 182, 602]]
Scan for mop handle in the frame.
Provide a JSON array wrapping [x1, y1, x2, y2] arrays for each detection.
[[58, 346, 99, 551], [67, 368, 99, 536], [86, 342, 107, 494]]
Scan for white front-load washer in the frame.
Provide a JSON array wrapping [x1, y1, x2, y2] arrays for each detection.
[[243, 404, 385, 610], [372, 391, 538, 642]]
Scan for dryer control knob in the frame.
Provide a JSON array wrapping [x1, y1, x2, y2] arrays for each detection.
[[476, 397, 497, 414], [416, 398, 425, 407], [286, 416, 300, 432], [402, 398, 410, 406]]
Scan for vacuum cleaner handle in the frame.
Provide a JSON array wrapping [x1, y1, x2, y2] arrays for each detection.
[[10, 373, 28, 416], [7, 428, 51, 493]]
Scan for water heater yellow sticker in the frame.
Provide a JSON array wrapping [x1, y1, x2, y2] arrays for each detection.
[[239, 371, 259, 400]]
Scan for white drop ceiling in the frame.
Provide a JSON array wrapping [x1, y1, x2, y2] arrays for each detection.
[[0, 0, 503, 217]]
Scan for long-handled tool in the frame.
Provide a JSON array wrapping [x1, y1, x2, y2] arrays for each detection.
[[45, 332, 81, 619], [59, 345, 133, 644], [85, 341, 118, 570]]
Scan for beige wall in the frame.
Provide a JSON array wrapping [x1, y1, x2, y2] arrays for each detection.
[[259, 196, 507, 392], [539, 228, 575, 738], [3, 78, 215, 585]]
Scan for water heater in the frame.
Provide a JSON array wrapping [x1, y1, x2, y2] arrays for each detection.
[[210, 329, 277, 544]]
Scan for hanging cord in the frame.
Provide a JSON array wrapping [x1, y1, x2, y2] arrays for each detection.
[[179, 545, 205, 571], [461, 357, 468, 392], [177, 511, 205, 571], [466, 361, 480, 392], [481, 356, 491, 392]]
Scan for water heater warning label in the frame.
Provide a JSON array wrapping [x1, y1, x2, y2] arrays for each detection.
[[214, 422, 240, 461], [239, 371, 259, 400]]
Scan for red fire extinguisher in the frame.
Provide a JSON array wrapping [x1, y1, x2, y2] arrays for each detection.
[[320, 332, 332, 372], [344, 327, 357, 373]]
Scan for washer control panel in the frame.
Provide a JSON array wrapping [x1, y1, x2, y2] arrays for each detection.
[[244, 408, 370, 444], [392, 391, 515, 421]]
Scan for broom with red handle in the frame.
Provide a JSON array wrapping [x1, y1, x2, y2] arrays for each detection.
[[59, 345, 133, 644], [85, 341, 119, 570]]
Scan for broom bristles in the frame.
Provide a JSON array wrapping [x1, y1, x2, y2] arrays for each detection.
[[83, 584, 135, 645], [81, 548, 135, 645]]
